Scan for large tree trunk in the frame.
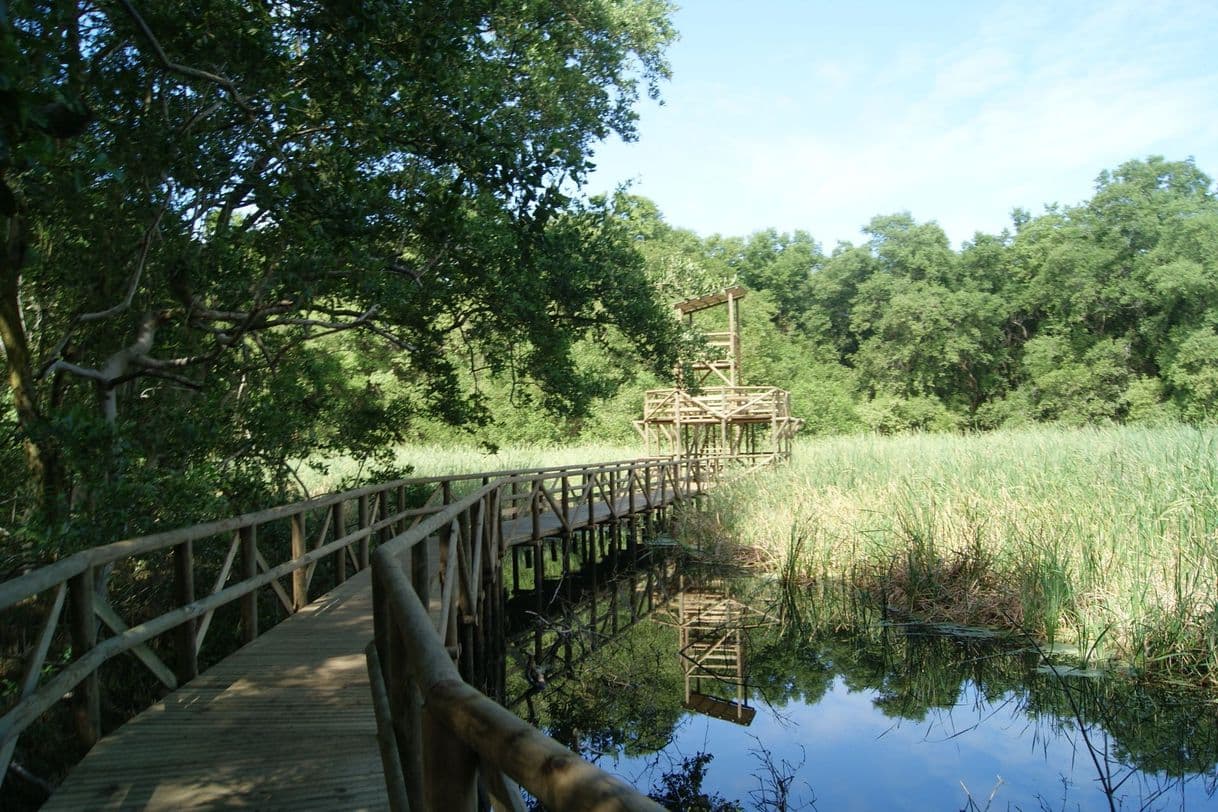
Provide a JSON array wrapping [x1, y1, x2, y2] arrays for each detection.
[[1, 214, 61, 525]]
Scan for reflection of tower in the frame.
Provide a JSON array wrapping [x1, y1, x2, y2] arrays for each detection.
[[635, 287, 803, 463], [677, 583, 754, 725]]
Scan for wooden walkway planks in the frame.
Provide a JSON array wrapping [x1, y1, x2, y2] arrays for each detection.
[[41, 485, 686, 810], [44, 568, 389, 811]]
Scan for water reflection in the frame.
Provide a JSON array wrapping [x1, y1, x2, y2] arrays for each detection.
[[664, 578, 777, 726], [517, 576, 1218, 810]]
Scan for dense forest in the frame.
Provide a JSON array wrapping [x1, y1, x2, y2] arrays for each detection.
[[3, 2, 1217, 568], [0, 1, 681, 564], [429, 154, 1218, 442]]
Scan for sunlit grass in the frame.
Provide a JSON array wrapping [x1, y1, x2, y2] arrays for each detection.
[[695, 425, 1218, 684]]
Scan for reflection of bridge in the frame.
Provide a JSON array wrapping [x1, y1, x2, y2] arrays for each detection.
[[679, 588, 752, 724], [668, 581, 776, 727], [2, 458, 715, 810]]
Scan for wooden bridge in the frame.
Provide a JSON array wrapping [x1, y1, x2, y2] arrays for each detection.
[[0, 456, 724, 810]]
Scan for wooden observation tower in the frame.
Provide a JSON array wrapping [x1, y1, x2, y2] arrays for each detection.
[[636, 287, 803, 462]]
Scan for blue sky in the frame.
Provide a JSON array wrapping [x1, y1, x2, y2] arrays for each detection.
[[585, 0, 1218, 248]]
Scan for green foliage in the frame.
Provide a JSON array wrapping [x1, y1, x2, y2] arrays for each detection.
[[1164, 328, 1218, 422], [616, 155, 1218, 437], [647, 752, 742, 812], [855, 394, 961, 434], [0, 1, 680, 556]]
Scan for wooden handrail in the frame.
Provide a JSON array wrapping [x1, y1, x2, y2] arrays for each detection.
[[367, 460, 690, 811], [0, 458, 677, 612], [0, 455, 709, 800], [0, 479, 421, 611], [368, 576, 662, 811]]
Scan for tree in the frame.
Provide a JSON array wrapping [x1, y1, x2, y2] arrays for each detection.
[[0, 1, 678, 552]]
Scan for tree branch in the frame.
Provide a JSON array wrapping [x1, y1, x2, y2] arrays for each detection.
[[79, 191, 170, 322], [112, 366, 203, 390], [116, 0, 256, 114], [41, 358, 109, 384]]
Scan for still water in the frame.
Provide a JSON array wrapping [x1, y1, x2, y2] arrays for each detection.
[[518, 581, 1218, 811]]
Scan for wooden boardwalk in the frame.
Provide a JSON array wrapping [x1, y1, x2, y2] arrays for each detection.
[[45, 568, 389, 810], [39, 482, 685, 810]]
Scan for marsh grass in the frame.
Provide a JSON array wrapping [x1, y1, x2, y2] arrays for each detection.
[[692, 425, 1218, 685]]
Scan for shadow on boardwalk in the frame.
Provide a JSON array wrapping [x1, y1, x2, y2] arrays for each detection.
[[45, 570, 387, 810]]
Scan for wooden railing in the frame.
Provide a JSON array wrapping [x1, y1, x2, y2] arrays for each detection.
[[366, 456, 710, 811], [0, 455, 710, 802], [641, 386, 795, 424], [0, 476, 442, 784]]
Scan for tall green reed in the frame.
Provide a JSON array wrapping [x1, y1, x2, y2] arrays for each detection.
[[694, 425, 1218, 685]]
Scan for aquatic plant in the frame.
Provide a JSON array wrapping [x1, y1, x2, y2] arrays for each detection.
[[695, 425, 1218, 686]]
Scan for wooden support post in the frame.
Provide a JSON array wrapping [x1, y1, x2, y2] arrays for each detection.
[[364, 643, 411, 812], [67, 567, 100, 748], [422, 705, 479, 812], [608, 468, 618, 516], [397, 485, 407, 534], [240, 525, 258, 643], [358, 494, 371, 571], [412, 532, 430, 609], [379, 493, 391, 552], [562, 533, 573, 605], [512, 545, 521, 594], [493, 552, 508, 703], [609, 571, 619, 635], [589, 538, 598, 652], [561, 474, 570, 529], [333, 501, 347, 586], [644, 465, 653, 540], [534, 540, 544, 660], [530, 482, 541, 543], [610, 521, 619, 573], [290, 513, 307, 612], [173, 540, 198, 682], [586, 472, 595, 530], [376, 570, 425, 812]]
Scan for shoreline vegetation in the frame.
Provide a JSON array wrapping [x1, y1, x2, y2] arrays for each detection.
[[682, 424, 1218, 690], [311, 422, 1218, 691]]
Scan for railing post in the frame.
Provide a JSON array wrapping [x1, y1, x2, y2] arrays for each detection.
[[586, 469, 595, 529], [358, 494, 371, 571], [240, 525, 258, 643], [379, 491, 392, 552], [644, 464, 654, 539], [290, 513, 307, 611], [531, 480, 541, 542], [422, 705, 478, 811], [333, 501, 347, 586], [173, 540, 199, 682], [373, 565, 425, 812], [412, 530, 431, 610], [561, 474, 570, 526], [67, 566, 100, 748]]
